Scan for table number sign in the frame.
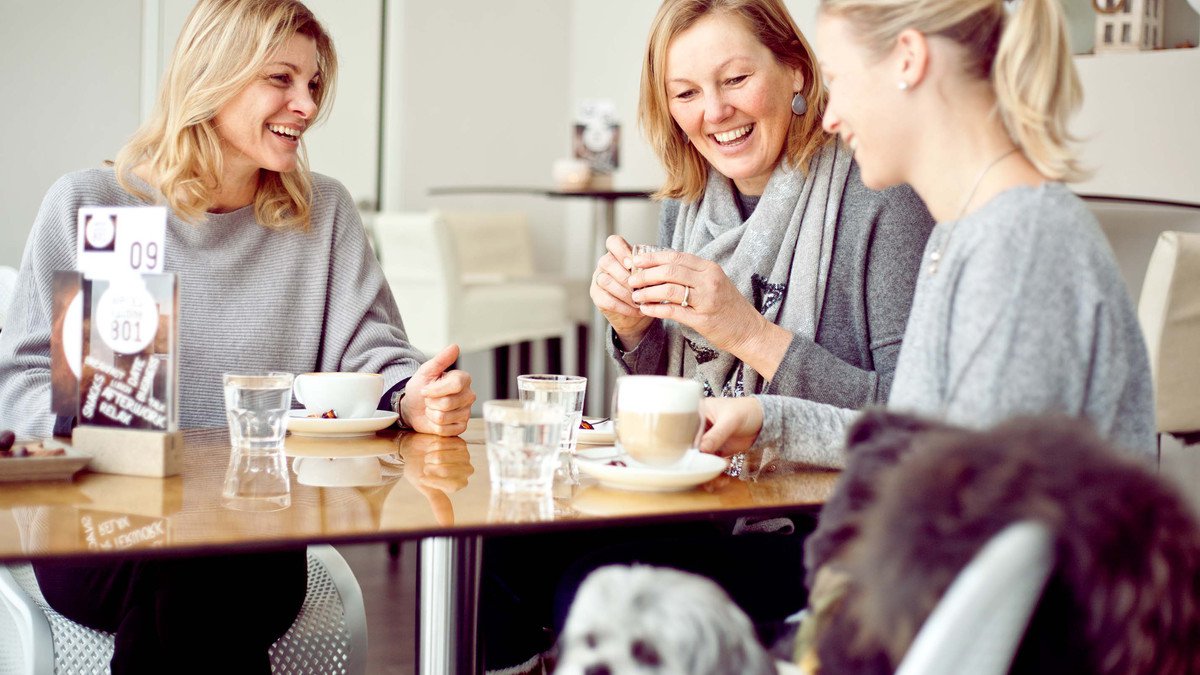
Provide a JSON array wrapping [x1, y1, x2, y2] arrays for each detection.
[[76, 207, 167, 279], [52, 206, 181, 458], [52, 273, 179, 432]]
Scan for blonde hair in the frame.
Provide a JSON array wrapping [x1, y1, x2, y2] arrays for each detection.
[[820, 0, 1085, 182], [114, 0, 337, 230], [640, 0, 830, 203]]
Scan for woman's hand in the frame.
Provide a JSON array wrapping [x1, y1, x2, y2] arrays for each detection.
[[698, 396, 764, 456], [590, 235, 655, 350], [401, 344, 476, 436], [629, 249, 790, 380]]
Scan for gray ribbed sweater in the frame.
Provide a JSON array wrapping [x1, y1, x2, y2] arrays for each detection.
[[612, 163, 935, 409], [754, 183, 1157, 469], [0, 168, 423, 434]]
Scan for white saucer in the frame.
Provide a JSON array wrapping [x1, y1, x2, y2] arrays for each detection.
[[575, 446, 727, 492], [577, 419, 615, 445], [286, 410, 398, 438]]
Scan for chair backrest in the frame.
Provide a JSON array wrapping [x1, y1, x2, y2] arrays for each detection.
[[372, 211, 458, 355], [894, 521, 1055, 675], [1138, 231, 1200, 434], [0, 265, 19, 330], [439, 211, 536, 282], [1087, 197, 1200, 302]]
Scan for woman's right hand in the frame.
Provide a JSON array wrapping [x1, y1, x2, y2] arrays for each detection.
[[590, 235, 655, 350]]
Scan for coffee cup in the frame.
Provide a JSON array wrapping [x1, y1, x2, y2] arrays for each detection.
[[293, 372, 384, 419], [293, 456, 383, 488], [613, 375, 702, 467]]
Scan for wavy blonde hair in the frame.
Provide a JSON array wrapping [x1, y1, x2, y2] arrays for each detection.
[[819, 0, 1085, 182], [114, 0, 337, 230], [640, 0, 830, 203]]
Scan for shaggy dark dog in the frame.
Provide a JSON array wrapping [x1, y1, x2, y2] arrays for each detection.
[[812, 413, 1200, 674]]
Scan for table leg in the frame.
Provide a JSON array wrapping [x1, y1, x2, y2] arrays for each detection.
[[418, 535, 482, 675], [587, 198, 618, 416]]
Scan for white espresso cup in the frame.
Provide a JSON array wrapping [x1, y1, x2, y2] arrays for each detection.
[[293, 372, 384, 419], [613, 375, 703, 467]]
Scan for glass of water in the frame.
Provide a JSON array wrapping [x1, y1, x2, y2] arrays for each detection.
[[484, 400, 562, 494], [516, 374, 587, 454], [221, 372, 293, 511]]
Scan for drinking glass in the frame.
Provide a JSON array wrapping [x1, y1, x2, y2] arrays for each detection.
[[221, 372, 293, 511], [516, 374, 587, 454], [484, 400, 562, 494], [631, 244, 669, 276], [223, 372, 293, 452]]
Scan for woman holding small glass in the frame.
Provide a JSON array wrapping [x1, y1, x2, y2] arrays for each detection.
[[591, 0, 934, 410], [0, 0, 474, 671]]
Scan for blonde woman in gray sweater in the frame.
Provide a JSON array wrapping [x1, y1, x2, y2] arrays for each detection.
[[0, 1, 474, 671], [700, 0, 1155, 469]]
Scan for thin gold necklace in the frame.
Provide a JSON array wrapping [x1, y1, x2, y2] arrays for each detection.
[[928, 147, 1018, 276]]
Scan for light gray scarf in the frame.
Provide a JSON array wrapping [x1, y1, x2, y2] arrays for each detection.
[[665, 141, 852, 397]]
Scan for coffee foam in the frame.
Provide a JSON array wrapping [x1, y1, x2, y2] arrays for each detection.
[[616, 376, 700, 413]]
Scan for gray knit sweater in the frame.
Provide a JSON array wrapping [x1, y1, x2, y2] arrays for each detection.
[[0, 168, 423, 434], [612, 163, 935, 409], [754, 183, 1157, 469]]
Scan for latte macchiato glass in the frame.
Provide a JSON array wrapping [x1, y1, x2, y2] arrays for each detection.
[[293, 372, 384, 419], [613, 375, 703, 467]]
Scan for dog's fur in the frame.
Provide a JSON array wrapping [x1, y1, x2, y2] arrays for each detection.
[[555, 564, 778, 675], [815, 414, 1200, 675], [554, 412, 1200, 674]]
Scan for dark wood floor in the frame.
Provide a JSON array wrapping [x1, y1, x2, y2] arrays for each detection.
[[337, 541, 419, 675]]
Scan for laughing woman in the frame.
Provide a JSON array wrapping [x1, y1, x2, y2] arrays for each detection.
[[0, 0, 474, 671], [699, 0, 1155, 469], [591, 0, 934, 411]]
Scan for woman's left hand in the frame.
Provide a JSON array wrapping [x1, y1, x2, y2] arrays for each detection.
[[401, 344, 476, 436], [627, 249, 766, 355]]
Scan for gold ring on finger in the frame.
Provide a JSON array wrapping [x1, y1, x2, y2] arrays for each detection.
[[681, 285, 691, 308]]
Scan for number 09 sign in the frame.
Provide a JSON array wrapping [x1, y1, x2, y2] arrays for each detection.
[[77, 207, 167, 280]]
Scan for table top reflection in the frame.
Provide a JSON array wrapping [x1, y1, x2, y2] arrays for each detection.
[[0, 420, 839, 563]]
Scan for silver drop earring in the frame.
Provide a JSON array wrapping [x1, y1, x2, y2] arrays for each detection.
[[791, 92, 807, 116]]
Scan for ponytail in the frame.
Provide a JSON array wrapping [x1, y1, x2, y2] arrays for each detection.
[[821, 0, 1088, 182], [993, 0, 1087, 182]]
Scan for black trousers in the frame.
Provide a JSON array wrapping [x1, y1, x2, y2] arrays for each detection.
[[32, 548, 307, 675], [481, 516, 815, 670]]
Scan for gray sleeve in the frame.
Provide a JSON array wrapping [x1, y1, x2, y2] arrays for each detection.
[[607, 319, 668, 375], [0, 175, 81, 437], [934, 216, 1154, 457], [315, 179, 423, 391], [750, 395, 859, 472], [766, 180, 931, 409]]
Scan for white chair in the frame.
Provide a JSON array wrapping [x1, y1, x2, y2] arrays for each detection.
[[894, 521, 1055, 675], [0, 545, 368, 674], [0, 265, 19, 331], [1138, 231, 1200, 440], [371, 211, 572, 397], [1087, 196, 1200, 302]]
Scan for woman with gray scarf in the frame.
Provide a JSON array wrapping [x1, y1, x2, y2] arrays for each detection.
[[591, 0, 933, 410]]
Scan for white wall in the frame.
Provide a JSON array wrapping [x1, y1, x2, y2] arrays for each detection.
[[1074, 48, 1200, 204], [0, 0, 142, 269], [384, 0, 580, 277]]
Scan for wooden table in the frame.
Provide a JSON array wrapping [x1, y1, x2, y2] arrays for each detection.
[[0, 421, 838, 674]]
